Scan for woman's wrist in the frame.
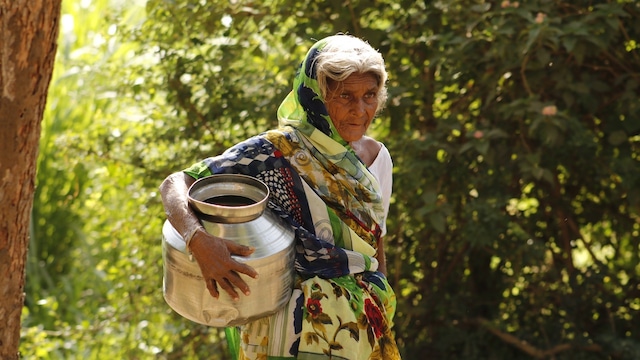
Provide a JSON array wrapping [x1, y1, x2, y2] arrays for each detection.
[[183, 225, 205, 251]]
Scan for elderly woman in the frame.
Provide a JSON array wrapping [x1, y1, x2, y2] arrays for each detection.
[[160, 34, 400, 359]]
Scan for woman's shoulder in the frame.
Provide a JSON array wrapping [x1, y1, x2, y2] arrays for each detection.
[[352, 136, 383, 166], [361, 136, 383, 149], [368, 139, 392, 174]]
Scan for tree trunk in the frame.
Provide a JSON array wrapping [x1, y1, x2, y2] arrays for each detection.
[[0, 1, 61, 358]]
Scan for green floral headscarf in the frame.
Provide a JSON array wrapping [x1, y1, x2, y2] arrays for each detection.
[[277, 37, 347, 146]]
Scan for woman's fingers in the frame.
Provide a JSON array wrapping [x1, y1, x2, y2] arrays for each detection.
[[224, 239, 255, 257], [231, 260, 259, 280], [224, 268, 253, 297], [190, 231, 259, 299], [222, 239, 259, 280], [200, 256, 256, 299], [205, 274, 244, 301], [216, 277, 241, 301], [206, 279, 220, 299]]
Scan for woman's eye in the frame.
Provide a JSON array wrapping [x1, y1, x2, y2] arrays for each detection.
[[340, 94, 351, 100]]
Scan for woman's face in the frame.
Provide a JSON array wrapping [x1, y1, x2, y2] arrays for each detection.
[[325, 72, 379, 143]]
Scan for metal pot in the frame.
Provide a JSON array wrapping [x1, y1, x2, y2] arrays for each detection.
[[162, 174, 296, 327]]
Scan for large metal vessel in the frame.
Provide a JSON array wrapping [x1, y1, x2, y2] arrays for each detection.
[[162, 174, 296, 327]]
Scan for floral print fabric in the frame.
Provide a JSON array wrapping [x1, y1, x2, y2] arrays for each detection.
[[297, 274, 399, 359]]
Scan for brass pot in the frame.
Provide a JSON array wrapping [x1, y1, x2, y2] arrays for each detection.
[[162, 174, 296, 327]]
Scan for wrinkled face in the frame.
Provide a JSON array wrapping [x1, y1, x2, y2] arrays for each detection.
[[325, 72, 379, 143]]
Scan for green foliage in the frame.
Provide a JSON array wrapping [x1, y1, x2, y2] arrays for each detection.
[[21, 0, 640, 359], [384, 0, 640, 359]]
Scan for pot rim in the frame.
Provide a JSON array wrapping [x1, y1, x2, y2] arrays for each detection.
[[188, 174, 270, 223]]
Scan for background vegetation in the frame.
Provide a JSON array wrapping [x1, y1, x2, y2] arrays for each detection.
[[21, 0, 639, 359]]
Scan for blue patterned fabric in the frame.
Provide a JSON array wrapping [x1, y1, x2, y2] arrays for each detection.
[[185, 133, 368, 279]]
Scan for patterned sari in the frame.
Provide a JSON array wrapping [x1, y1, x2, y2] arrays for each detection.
[[183, 38, 400, 360]]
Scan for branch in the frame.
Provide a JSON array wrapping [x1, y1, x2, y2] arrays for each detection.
[[520, 52, 533, 97], [549, 173, 576, 274], [346, 1, 361, 36], [439, 241, 469, 287], [472, 318, 603, 359]]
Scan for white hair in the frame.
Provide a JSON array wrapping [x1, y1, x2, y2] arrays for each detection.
[[314, 35, 389, 114]]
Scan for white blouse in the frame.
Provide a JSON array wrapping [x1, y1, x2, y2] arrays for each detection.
[[367, 143, 393, 236]]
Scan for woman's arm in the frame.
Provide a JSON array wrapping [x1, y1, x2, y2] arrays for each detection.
[[362, 139, 393, 277], [159, 171, 258, 300]]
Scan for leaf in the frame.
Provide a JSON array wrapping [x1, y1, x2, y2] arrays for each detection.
[[485, 128, 509, 139], [604, 16, 619, 31], [304, 332, 319, 345], [329, 342, 344, 350], [310, 291, 325, 301], [535, 48, 551, 66], [474, 140, 490, 156], [523, 26, 542, 54], [608, 131, 627, 146], [541, 169, 555, 186], [562, 36, 577, 52], [367, 327, 375, 348], [317, 313, 333, 325], [357, 313, 369, 330], [312, 320, 327, 335], [459, 142, 474, 155], [594, 3, 629, 18], [345, 322, 360, 342], [470, 3, 490, 13], [429, 212, 446, 234]]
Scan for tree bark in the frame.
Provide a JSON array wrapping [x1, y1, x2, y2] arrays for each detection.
[[0, 1, 61, 358]]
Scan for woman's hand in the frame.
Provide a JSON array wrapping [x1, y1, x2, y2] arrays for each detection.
[[188, 227, 258, 301], [160, 171, 259, 301]]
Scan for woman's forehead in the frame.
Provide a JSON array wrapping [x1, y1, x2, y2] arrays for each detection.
[[329, 73, 379, 90]]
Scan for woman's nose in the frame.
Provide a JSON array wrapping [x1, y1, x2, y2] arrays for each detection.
[[351, 98, 366, 115]]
